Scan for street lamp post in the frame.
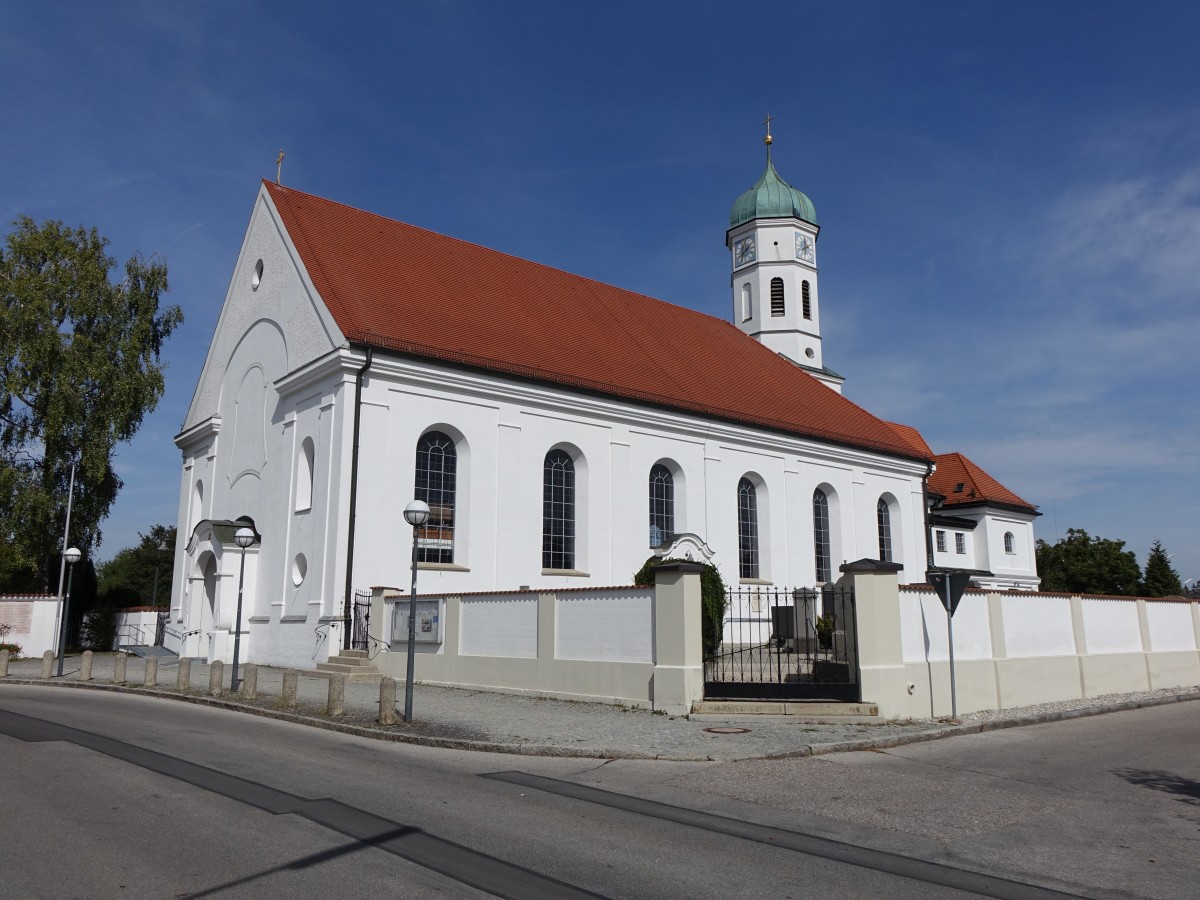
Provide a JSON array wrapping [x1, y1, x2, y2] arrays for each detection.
[[55, 547, 82, 677], [402, 500, 431, 722], [230, 526, 257, 693], [151, 540, 168, 607]]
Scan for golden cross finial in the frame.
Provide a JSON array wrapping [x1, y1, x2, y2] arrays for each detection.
[[763, 113, 775, 146], [276, 149, 285, 185]]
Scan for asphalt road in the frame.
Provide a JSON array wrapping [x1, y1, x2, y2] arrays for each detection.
[[0, 685, 1196, 898]]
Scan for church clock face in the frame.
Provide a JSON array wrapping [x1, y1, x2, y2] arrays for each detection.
[[733, 235, 757, 267], [795, 233, 814, 263]]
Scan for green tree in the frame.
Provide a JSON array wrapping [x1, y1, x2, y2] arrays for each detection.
[[634, 556, 728, 659], [1141, 540, 1183, 597], [1, 217, 181, 591], [1035, 528, 1141, 596], [97, 524, 177, 607]]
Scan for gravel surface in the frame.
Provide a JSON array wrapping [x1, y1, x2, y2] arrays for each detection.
[[4, 653, 1197, 761]]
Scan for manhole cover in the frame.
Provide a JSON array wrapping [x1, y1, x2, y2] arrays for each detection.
[[703, 727, 751, 734]]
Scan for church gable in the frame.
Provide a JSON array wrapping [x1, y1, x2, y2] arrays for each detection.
[[181, 185, 344, 436]]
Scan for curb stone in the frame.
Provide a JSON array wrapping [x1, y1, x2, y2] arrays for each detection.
[[2, 676, 1196, 762]]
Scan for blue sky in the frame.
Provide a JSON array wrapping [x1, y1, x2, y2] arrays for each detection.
[[3, 1, 1197, 586]]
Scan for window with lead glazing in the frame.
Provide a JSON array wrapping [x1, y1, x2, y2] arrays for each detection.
[[955, 533, 966, 555], [414, 431, 457, 563], [737, 477, 759, 579], [1004, 531, 1015, 554], [813, 489, 831, 583], [543, 449, 575, 570], [877, 498, 892, 562], [936, 530, 946, 553], [770, 277, 785, 316], [648, 464, 674, 548]]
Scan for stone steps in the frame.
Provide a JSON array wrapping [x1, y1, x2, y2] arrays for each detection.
[[689, 699, 881, 724], [313, 649, 383, 682]]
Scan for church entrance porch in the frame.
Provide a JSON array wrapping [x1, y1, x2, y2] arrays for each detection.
[[704, 585, 860, 701]]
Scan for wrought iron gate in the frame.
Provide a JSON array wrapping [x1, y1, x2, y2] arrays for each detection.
[[351, 589, 372, 651], [704, 584, 860, 701]]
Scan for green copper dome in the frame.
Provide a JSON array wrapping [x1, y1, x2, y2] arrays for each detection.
[[729, 154, 817, 228]]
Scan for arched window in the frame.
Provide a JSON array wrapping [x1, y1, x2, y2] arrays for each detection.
[[649, 464, 674, 547], [770, 277, 785, 316], [813, 489, 831, 583], [741, 283, 752, 321], [415, 431, 457, 564], [295, 437, 315, 512], [737, 477, 759, 579], [543, 449, 575, 570], [877, 498, 892, 562], [1004, 531, 1015, 554], [802, 280, 812, 320]]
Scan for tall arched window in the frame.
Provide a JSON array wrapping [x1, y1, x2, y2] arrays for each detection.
[[648, 464, 674, 548], [877, 498, 893, 562], [1004, 531, 1015, 554], [295, 437, 315, 512], [414, 431, 457, 564], [770, 277, 785, 316], [737, 477, 759, 579], [802, 280, 812, 320], [740, 283, 752, 321], [543, 449, 575, 570], [813, 489, 831, 583]]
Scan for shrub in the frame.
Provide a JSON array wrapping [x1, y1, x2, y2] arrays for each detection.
[[0, 641, 21, 658], [80, 606, 118, 651], [815, 612, 836, 649], [633, 556, 727, 660]]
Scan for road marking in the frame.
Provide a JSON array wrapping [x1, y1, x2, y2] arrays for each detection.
[[483, 771, 1084, 900], [0, 708, 605, 900]]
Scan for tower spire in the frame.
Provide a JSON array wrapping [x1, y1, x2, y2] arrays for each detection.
[[762, 113, 775, 159]]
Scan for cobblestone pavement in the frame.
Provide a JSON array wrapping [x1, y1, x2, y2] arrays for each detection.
[[3, 653, 1196, 761]]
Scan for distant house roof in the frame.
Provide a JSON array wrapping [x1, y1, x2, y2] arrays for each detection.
[[265, 182, 926, 461], [929, 452, 1037, 514]]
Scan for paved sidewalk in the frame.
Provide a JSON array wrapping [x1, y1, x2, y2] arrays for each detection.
[[3, 653, 1197, 761]]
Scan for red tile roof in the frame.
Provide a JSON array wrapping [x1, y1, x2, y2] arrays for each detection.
[[929, 452, 1036, 512], [883, 421, 934, 458], [264, 182, 928, 460]]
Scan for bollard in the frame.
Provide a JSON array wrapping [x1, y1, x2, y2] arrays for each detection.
[[144, 657, 158, 687], [80, 650, 94, 681], [0, 648, 10, 677], [282, 669, 298, 709], [378, 676, 398, 726], [209, 659, 224, 696], [326, 673, 346, 716], [42, 650, 54, 678], [177, 656, 192, 690], [114, 653, 128, 684], [241, 664, 258, 700]]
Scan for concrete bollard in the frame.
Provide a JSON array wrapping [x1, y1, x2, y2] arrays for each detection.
[[326, 673, 346, 716], [378, 676, 398, 726], [0, 648, 10, 677], [177, 657, 192, 690], [113, 653, 128, 684], [209, 659, 224, 696], [42, 650, 54, 678], [282, 669, 298, 709], [80, 650, 94, 681], [241, 664, 258, 700], [144, 657, 158, 687]]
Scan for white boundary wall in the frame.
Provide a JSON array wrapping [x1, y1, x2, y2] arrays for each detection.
[[0, 595, 61, 658], [370, 564, 703, 715], [864, 574, 1200, 719]]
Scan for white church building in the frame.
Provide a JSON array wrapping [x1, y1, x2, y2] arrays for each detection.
[[166, 139, 1040, 669]]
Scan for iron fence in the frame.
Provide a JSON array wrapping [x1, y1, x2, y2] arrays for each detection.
[[704, 584, 860, 701], [351, 589, 372, 651]]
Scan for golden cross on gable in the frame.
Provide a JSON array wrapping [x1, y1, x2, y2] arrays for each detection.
[[762, 113, 775, 145]]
